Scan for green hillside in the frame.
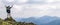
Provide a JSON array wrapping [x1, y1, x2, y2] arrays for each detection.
[[0, 17, 35, 25]]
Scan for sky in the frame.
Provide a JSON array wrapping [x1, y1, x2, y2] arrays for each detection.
[[0, 0, 60, 19]]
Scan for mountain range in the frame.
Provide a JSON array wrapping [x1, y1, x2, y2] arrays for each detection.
[[15, 16, 60, 25]]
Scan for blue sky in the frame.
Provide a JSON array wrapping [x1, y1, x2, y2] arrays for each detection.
[[0, 0, 60, 19]]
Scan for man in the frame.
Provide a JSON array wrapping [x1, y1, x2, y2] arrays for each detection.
[[5, 5, 13, 17], [5, 5, 13, 13]]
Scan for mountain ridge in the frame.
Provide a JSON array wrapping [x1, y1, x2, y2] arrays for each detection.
[[15, 16, 60, 25]]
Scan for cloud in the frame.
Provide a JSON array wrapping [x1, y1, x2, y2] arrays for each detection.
[[5, 0, 15, 2], [0, 0, 7, 19], [11, 3, 60, 18], [1, 0, 60, 19], [16, 0, 28, 3]]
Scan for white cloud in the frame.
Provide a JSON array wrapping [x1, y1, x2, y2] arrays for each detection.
[[6, 0, 15, 2], [46, 0, 60, 3], [16, 0, 28, 3], [0, 0, 7, 19], [1, 0, 60, 19], [13, 5, 23, 11], [10, 3, 60, 18]]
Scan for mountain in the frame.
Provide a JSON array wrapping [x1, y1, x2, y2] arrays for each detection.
[[0, 17, 35, 25], [45, 19, 60, 25], [15, 16, 60, 25]]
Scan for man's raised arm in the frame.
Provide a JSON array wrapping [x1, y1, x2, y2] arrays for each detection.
[[10, 5, 13, 8]]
